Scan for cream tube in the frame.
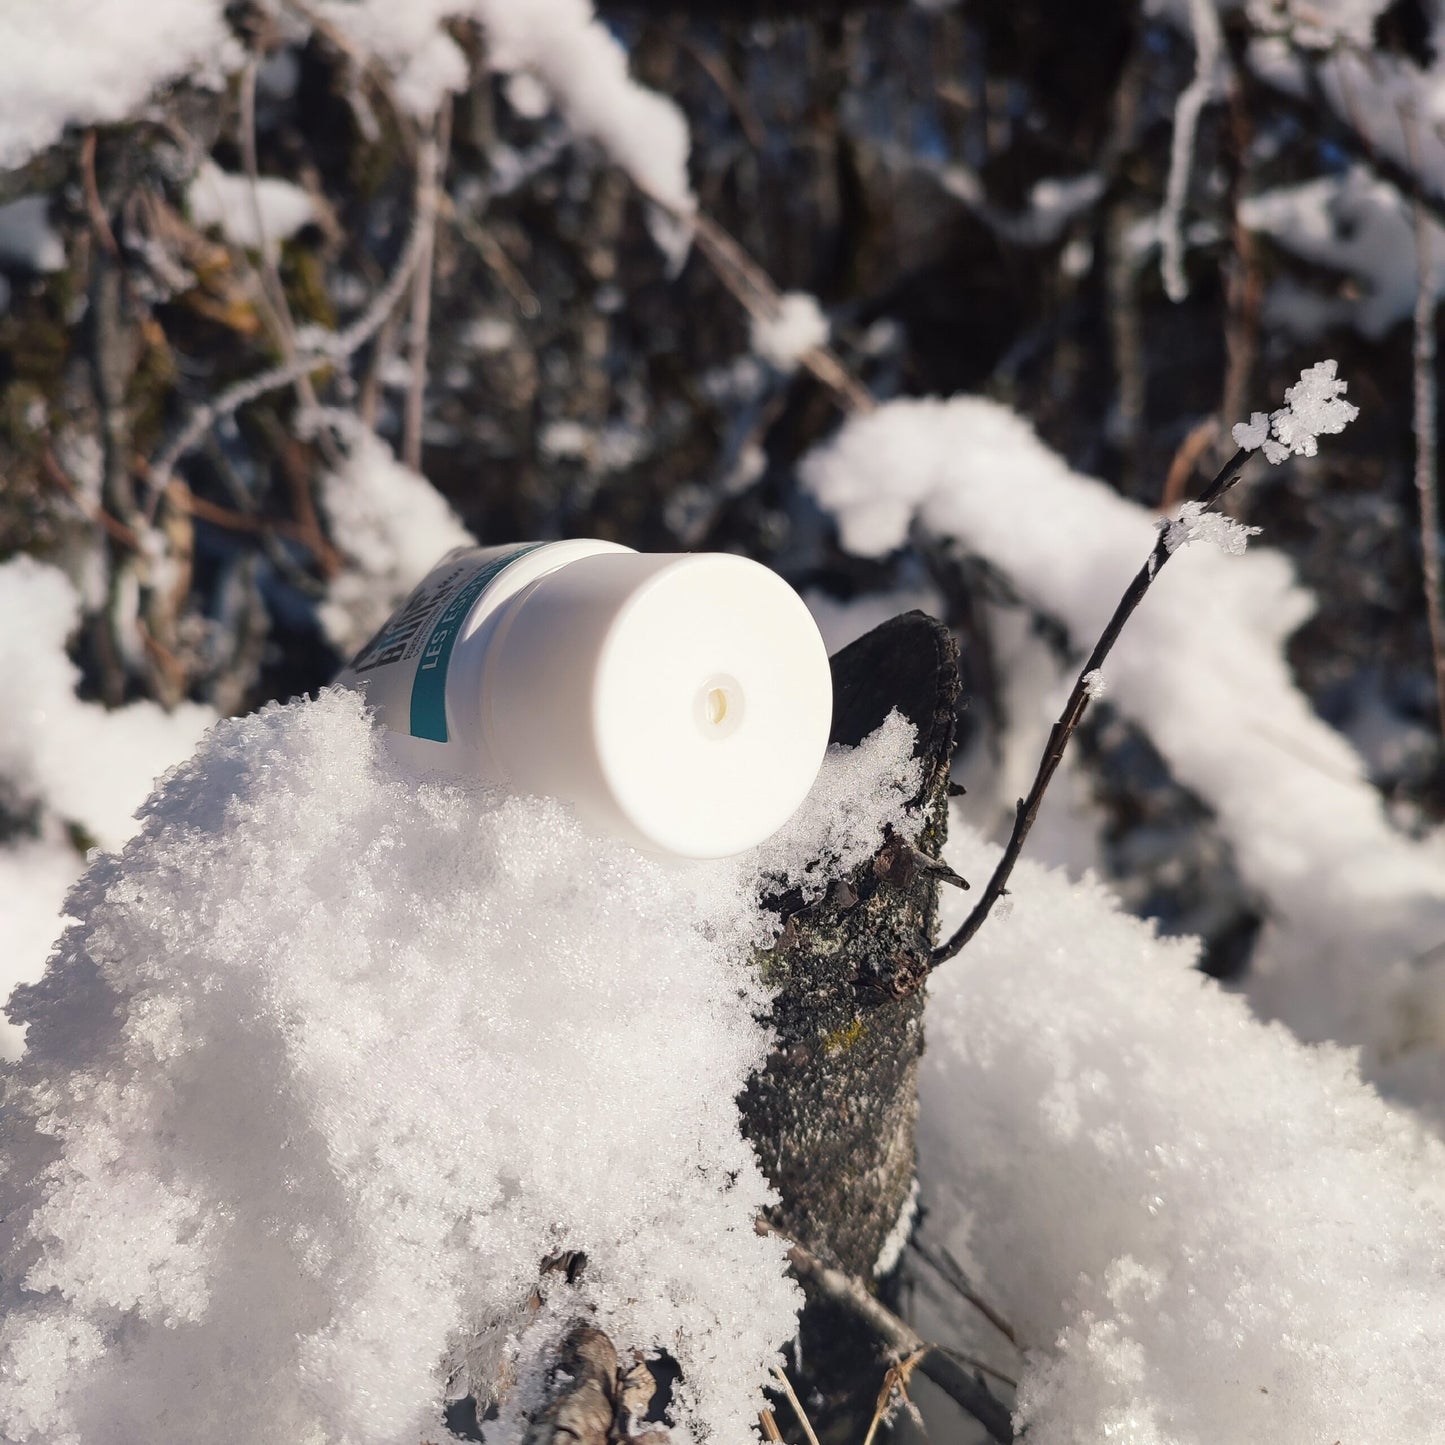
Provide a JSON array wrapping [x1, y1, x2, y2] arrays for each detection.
[[333, 541, 833, 858]]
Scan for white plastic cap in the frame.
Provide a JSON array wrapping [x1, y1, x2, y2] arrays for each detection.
[[480, 552, 833, 858]]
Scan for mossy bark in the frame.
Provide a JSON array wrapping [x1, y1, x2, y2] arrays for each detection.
[[741, 611, 959, 1442]]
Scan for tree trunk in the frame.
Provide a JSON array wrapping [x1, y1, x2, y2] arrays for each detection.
[[741, 611, 959, 1442]]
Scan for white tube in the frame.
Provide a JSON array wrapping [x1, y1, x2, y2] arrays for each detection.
[[333, 542, 833, 858]]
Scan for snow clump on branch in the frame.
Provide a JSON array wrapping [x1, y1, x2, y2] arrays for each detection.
[[0, 692, 921, 1445], [0, 0, 695, 236], [751, 293, 830, 371], [311, 418, 474, 656]]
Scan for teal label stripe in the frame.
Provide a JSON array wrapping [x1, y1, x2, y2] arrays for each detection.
[[409, 545, 542, 742]]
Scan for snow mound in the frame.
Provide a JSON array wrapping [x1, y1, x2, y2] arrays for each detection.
[[921, 810, 1445, 1445], [0, 689, 921, 1445]]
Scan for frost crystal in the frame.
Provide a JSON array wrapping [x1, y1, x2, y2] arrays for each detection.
[[1082, 668, 1107, 700], [1231, 411, 1271, 450], [1161, 499, 1261, 556], [1231, 361, 1359, 466]]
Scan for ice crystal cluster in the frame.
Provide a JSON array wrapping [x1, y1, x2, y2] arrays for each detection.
[[1231, 360, 1360, 464]]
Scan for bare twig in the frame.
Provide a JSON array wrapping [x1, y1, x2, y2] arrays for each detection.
[[42, 448, 141, 551], [443, 194, 540, 317], [1403, 104, 1445, 735], [236, 56, 340, 478], [932, 445, 1255, 966], [760, 1221, 1015, 1443], [907, 1234, 1019, 1350], [680, 37, 767, 150], [1159, 0, 1223, 302], [1219, 37, 1264, 452], [770, 1368, 822, 1445], [1159, 416, 1220, 512], [404, 100, 450, 471], [79, 130, 118, 255], [860, 1350, 926, 1445]]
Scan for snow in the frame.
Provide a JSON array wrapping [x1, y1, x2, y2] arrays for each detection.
[[313, 420, 475, 657], [1240, 167, 1445, 340], [933, 163, 1105, 246], [1160, 499, 1260, 555], [0, 689, 920, 1445], [0, 0, 238, 170], [751, 292, 830, 371], [800, 389, 1445, 1103], [186, 161, 317, 257], [472, 1, 694, 218], [873, 1179, 919, 1279], [1244, 0, 1388, 48], [1158, 0, 1222, 304], [317, 0, 694, 220], [0, 558, 213, 1060], [919, 809, 1445, 1445], [0, 0, 692, 254], [0, 559, 213, 851], [0, 198, 65, 274], [0, 840, 85, 1061], [1244, 39, 1445, 231]]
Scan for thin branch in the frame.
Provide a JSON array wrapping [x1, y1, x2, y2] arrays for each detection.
[[932, 445, 1254, 966], [689, 212, 874, 414], [1159, 416, 1220, 512], [769, 1368, 822, 1445], [79, 130, 118, 256], [861, 1349, 927, 1445], [42, 448, 141, 551], [403, 100, 450, 471], [907, 1234, 1019, 1350], [1403, 104, 1445, 736], [760, 1222, 1015, 1443], [1159, 0, 1223, 303], [1219, 30, 1264, 450], [142, 128, 442, 520], [443, 193, 540, 317]]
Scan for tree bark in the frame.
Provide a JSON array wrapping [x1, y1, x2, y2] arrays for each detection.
[[740, 610, 959, 1441]]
